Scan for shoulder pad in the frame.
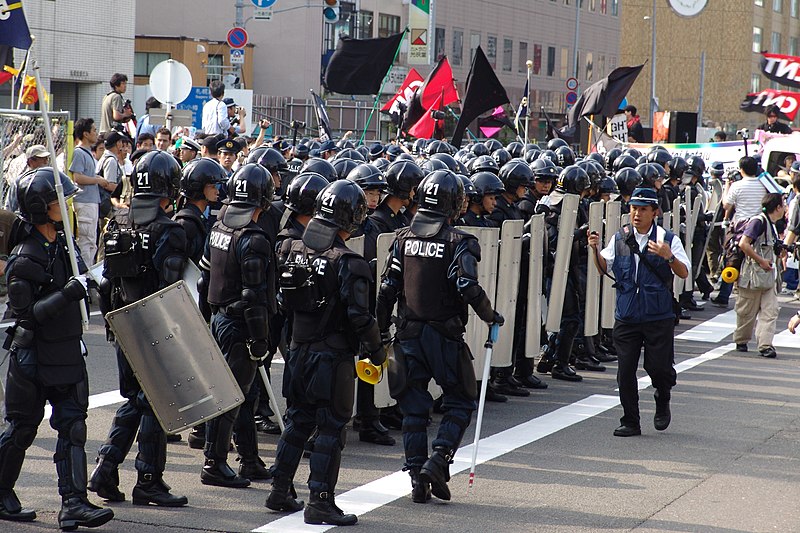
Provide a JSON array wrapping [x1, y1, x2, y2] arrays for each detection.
[[243, 230, 271, 256], [342, 253, 373, 282], [165, 225, 188, 253], [462, 234, 482, 262], [7, 255, 51, 284], [11, 239, 48, 265]]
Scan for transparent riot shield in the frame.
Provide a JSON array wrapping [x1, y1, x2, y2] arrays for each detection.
[[584, 201, 604, 336], [600, 201, 621, 329], [524, 214, 545, 358], [491, 220, 524, 367], [545, 193, 579, 333]]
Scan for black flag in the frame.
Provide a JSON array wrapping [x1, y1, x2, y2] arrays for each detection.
[[451, 46, 510, 147], [310, 90, 334, 141], [323, 32, 405, 95]]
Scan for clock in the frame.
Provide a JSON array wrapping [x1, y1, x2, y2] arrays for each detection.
[[668, 0, 708, 17]]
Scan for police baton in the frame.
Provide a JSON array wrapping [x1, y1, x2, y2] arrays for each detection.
[[467, 322, 501, 490], [258, 366, 285, 433]]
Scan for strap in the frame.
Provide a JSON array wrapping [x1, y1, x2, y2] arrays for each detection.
[[626, 236, 672, 290]]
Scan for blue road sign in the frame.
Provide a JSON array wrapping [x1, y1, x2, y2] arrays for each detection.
[[252, 0, 276, 7], [227, 27, 248, 49]]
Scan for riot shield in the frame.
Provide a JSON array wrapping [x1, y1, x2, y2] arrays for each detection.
[[182, 260, 201, 305], [372, 232, 398, 409], [683, 187, 694, 292], [348, 235, 365, 257], [692, 195, 709, 280], [672, 197, 683, 296], [707, 178, 723, 213], [600, 201, 621, 329], [105, 281, 244, 434], [491, 220, 523, 367], [545, 194, 579, 333], [524, 214, 545, 358], [458, 226, 500, 378], [584, 201, 604, 336]]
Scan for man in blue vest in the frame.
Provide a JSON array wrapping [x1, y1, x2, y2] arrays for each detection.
[[588, 187, 689, 437]]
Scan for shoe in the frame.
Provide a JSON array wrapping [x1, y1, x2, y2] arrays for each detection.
[[0, 490, 36, 522], [536, 358, 554, 374], [490, 375, 530, 397], [711, 297, 729, 308], [514, 374, 548, 389], [613, 425, 642, 437], [359, 422, 396, 446], [238, 456, 272, 481], [187, 425, 205, 450], [304, 492, 357, 526], [483, 382, 508, 403], [58, 496, 114, 531], [265, 476, 304, 512], [551, 364, 583, 382], [408, 468, 431, 504], [256, 418, 282, 435], [701, 291, 712, 301], [166, 433, 182, 443], [201, 459, 251, 488], [380, 408, 404, 430], [132, 472, 188, 506], [419, 447, 452, 501], [574, 356, 606, 372], [759, 346, 777, 358], [682, 298, 702, 311], [654, 390, 671, 431], [736, 343, 748, 352], [88, 456, 125, 502], [679, 310, 692, 320]]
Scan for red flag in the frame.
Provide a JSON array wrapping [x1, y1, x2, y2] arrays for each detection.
[[408, 91, 444, 139], [404, 56, 460, 130], [381, 68, 423, 113], [740, 89, 800, 121]]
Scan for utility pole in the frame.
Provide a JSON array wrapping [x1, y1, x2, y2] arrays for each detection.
[[234, 0, 244, 88]]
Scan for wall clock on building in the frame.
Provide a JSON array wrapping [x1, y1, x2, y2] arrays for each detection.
[[668, 0, 708, 17]]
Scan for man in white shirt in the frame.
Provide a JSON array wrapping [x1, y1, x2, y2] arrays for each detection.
[[202, 81, 230, 135]]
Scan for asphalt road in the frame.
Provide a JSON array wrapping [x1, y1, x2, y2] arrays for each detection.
[[3, 295, 800, 533]]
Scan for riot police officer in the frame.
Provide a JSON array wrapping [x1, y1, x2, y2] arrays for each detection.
[[459, 172, 505, 227], [370, 160, 424, 234], [198, 163, 275, 487], [376, 170, 504, 504], [90, 150, 188, 507], [0, 168, 114, 529], [267, 180, 384, 526]]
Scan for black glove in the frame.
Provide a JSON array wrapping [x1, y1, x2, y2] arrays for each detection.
[[492, 311, 505, 326], [247, 339, 268, 361], [368, 345, 386, 366], [380, 330, 392, 346], [63, 276, 88, 301]]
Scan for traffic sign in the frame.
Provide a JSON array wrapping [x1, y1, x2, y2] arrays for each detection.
[[254, 7, 273, 19], [149, 60, 193, 106], [227, 27, 248, 49], [566, 77, 578, 91], [565, 91, 578, 105], [230, 49, 245, 65], [252, 0, 276, 6]]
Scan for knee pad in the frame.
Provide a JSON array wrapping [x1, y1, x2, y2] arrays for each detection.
[[12, 425, 37, 449], [401, 414, 428, 435], [68, 420, 87, 447]]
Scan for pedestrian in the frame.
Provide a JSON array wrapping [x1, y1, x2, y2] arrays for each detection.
[[202, 81, 230, 136], [624, 105, 644, 142], [588, 187, 689, 437], [757, 104, 793, 135]]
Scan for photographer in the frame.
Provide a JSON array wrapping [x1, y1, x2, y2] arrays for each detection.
[[100, 73, 133, 134], [733, 193, 786, 358], [224, 98, 247, 136]]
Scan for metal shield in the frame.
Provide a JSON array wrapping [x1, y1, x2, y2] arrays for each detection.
[[105, 281, 244, 434], [524, 214, 545, 358], [371, 231, 399, 409], [672, 197, 683, 296], [491, 220, 523, 367], [545, 193, 579, 333], [600, 201, 621, 329], [682, 187, 695, 292], [182, 260, 201, 305], [692, 195, 707, 280], [584, 201, 604, 336], [348, 235, 365, 257]]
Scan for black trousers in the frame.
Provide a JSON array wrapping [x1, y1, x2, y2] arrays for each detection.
[[613, 318, 677, 427]]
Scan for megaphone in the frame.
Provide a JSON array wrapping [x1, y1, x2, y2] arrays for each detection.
[[721, 266, 739, 283], [356, 358, 387, 385]]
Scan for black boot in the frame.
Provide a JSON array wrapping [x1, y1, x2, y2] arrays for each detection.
[[408, 468, 431, 503], [480, 381, 508, 403], [491, 371, 530, 397], [187, 425, 205, 450], [304, 491, 357, 526], [132, 472, 188, 506], [88, 456, 125, 502], [58, 496, 113, 531], [201, 458, 250, 488], [380, 406, 404, 430], [238, 456, 272, 481], [256, 418, 282, 435], [0, 489, 35, 522], [551, 363, 583, 382], [265, 475, 304, 512], [359, 420, 396, 446], [654, 389, 672, 431], [537, 333, 558, 373], [419, 447, 452, 501], [574, 355, 606, 372]]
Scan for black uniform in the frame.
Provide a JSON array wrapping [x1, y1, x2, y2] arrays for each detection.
[[174, 202, 208, 264], [369, 202, 406, 234], [457, 210, 490, 227]]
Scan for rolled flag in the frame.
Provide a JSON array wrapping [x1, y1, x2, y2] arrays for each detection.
[[310, 90, 334, 141], [514, 79, 529, 134]]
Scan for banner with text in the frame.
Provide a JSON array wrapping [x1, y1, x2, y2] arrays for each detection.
[[760, 52, 800, 89], [740, 89, 800, 121], [408, 0, 433, 65]]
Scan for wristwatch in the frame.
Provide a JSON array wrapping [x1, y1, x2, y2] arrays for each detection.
[[667, 255, 676, 264]]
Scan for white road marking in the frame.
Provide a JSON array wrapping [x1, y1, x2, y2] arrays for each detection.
[[676, 309, 736, 342], [253, 343, 734, 533]]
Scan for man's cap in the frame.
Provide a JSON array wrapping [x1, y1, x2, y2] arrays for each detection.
[[628, 187, 659, 207], [202, 134, 224, 149], [217, 138, 243, 154], [624, 105, 637, 113], [181, 137, 201, 152], [25, 144, 49, 159], [104, 131, 125, 149], [319, 140, 341, 153], [223, 97, 237, 108]]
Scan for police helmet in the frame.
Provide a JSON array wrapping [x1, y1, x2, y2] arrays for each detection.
[[134, 150, 181, 199], [355, 145, 370, 159], [412, 138, 428, 155], [499, 159, 534, 191], [646, 147, 672, 168], [245, 145, 269, 165], [506, 142, 525, 159], [346, 163, 388, 191], [417, 170, 464, 220], [531, 158, 560, 181], [586, 152, 605, 166], [385, 160, 425, 199], [525, 143, 543, 152], [612, 154, 638, 174], [180, 158, 227, 200], [547, 138, 569, 151], [300, 157, 338, 182], [284, 172, 329, 216], [471, 171, 505, 201], [685, 155, 706, 177], [395, 152, 415, 162], [492, 148, 512, 168], [603, 147, 623, 172], [368, 142, 385, 160], [615, 167, 643, 196], [294, 144, 310, 159], [599, 176, 618, 195], [303, 180, 368, 251], [374, 158, 391, 173], [471, 143, 490, 157], [470, 155, 500, 175], [385, 145, 403, 161], [709, 161, 725, 177], [223, 163, 275, 228], [669, 156, 688, 181], [556, 165, 591, 194], [577, 159, 603, 188], [17, 167, 77, 225], [426, 139, 451, 155], [555, 146, 576, 167], [421, 158, 449, 174], [430, 152, 460, 173], [482, 139, 501, 153], [457, 174, 477, 205], [636, 163, 666, 189], [623, 147, 642, 160], [335, 148, 366, 162], [637, 155, 647, 165], [524, 149, 542, 163], [257, 148, 289, 173], [539, 149, 558, 163], [333, 158, 359, 181]]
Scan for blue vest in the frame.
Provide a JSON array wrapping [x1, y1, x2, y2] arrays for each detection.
[[611, 224, 676, 324]]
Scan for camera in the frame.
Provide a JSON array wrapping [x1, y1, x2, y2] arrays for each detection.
[[290, 120, 305, 130], [774, 241, 796, 255], [736, 128, 749, 139]]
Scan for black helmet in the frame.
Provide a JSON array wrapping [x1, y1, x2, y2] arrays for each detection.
[[577, 159, 602, 188], [346, 163, 388, 191], [603, 147, 623, 172], [623, 147, 642, 160], [556, 165, 591, 194], [471, 143, 490, 157], [426, 139, 450, 155], [669, 156, 688, 181], [457, 174, 477, 205], [430, 152, 460, 173], [285, 172, 329, 216], [258, 148, 289, 173], [421, 158, 449, 174], [17, 167, 76, 225], [134, 150, 181, 199], [294, 144, 310, 159], [599, 176, 618, 195], [586, 152, 605, 166], [223, 163, 275, 228], [470, 155, 499, 175], [471, 171, 505, 201], [483, 138, 502, 153], [506, 142, 525, 158], [355, 145, 370, 159], [180, 158, 227, 200], [531, 158, 560, 181], [492, 148, 512, 168], [337, 139, 355, 149], [245, 145, 269, 165], [612, 154, 638, 174], [303, 180, 368, 250], [615, 167, 643, 196], [385, 160, 425, 199], [637, 155, 647, 165], [385, 145, 403, 161], [335, 148, 366, 162], [525, 143, 543, 152], [539, 149, 557, 163], [636, 163, 666, 188], [524, 148, 542, 163], [368, 142, 385, 160], [685, 155, 706, 177], [499, 159, 534, 191], [395, 152, 415, 162], [555, 146, 576, 167], [646, 147, 672, 168], [547, 138, 569, 151], [300, 157, 338, 183], [412, 138, 428, 155], [709, 161, 725, 177], [333, 158, 359, 181], [417, 170, 464, 219], [373, 158, 391, 172]]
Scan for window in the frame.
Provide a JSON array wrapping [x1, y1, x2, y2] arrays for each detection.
[[435, 27, 445, 61], [470, 32, 481, 63], [755, 0, 763, 5], [792, 0, 798, 17], [753, 26, 762, 53], [751, 74, 760, 93], [503, 38, 513, 72], [356, 10, 373, 39], [791, 36, 798, 56], [533, 44, 542, 75], [601, 0, 607, 14], [378, 13, 400, 38], [206, 54, 223, 85], [772, 31, 781, 52], [487, 35, 497, 68], [452, 28, 463, 66], [575, 50, 581, 79], [590, 0, 596, 10], [598, 54, 605, 76], [548, 46, 557, 78], [134, 52, 170, 77], [610, 0, 618, 15], [774, 0, 782, 11], [585, 51, 593, 81], [564, 0, 570, 4], [559, 47, 568, 78], [518, 42, 528, 73]]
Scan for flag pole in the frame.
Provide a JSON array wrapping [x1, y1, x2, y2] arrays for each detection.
[[587, 114, 594, 153], [524, 60, 532, 145], [446, 107, 479, 142], [358, 28, 408, 145]]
